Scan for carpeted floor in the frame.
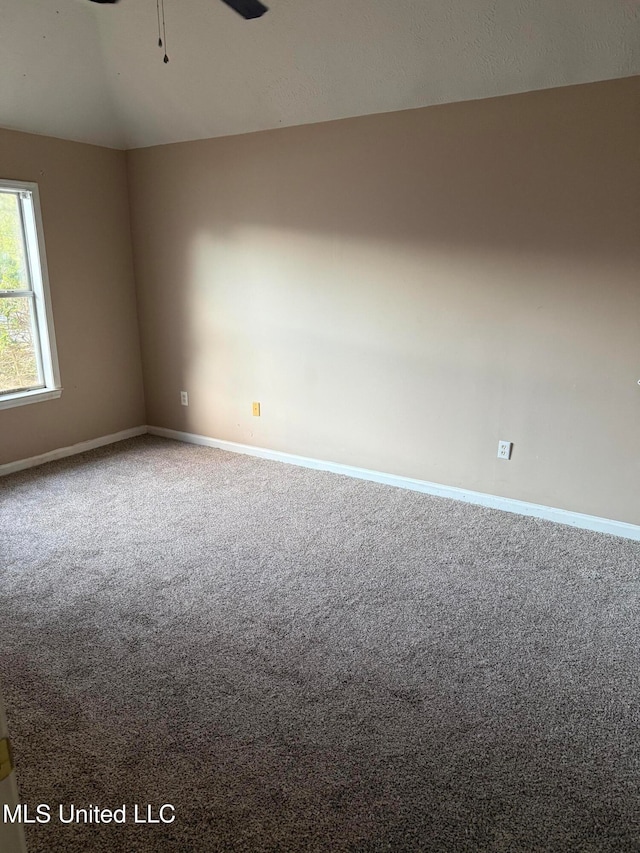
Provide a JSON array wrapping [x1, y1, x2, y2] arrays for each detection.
[[1, 435, 639, 852]]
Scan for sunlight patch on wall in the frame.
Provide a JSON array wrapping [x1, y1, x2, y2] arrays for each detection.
[[180, 223, 639, 491]]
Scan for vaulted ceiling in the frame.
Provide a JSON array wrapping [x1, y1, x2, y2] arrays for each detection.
[[2, 0, 638, 150]]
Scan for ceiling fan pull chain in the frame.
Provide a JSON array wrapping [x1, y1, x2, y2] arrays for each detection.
[[156, 0, 162, 47], [161, 0, 169, 62]]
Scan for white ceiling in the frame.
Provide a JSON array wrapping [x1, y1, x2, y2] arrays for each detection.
[[1, 0, 638, 150]]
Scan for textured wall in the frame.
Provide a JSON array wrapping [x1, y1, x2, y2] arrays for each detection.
[[0, 129, 145, 464], [128, 77, 640, 525]]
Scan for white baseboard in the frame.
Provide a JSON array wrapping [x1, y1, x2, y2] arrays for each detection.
[[148, 425, 640, 542], [0, 426, 148, 477], [3, 423, 637, 542]]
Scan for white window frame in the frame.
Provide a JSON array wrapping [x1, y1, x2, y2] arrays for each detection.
[[0, 179, 61, 410]]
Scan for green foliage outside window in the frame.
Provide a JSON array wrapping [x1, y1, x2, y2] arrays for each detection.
[[0, 192, 40, 392]]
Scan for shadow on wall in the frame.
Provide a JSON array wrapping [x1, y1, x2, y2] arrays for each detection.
[[174, 77, 638, 261]]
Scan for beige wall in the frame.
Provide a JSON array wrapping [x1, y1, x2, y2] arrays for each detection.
[[0, 129, 145, 464], [127, 77, 640, 525]]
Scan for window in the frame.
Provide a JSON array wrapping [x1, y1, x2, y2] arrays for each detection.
[[0, 180, 60, 410]]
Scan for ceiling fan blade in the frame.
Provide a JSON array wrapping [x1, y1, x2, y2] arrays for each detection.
[[85, 0, 268, 15], [219, 0, 268, 19]]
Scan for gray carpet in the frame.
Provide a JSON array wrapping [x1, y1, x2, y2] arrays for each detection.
[[1, 436, 639, 852]]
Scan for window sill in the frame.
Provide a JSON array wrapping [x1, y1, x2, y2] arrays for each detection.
[[0, 388, 62, 411]]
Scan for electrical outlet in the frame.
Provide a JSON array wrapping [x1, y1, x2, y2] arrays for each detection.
[[252, 401, 261, 417], [497, 440, 512, 460], [180, 391, 189, 406]]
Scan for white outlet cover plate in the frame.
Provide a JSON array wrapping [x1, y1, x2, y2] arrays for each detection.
[[497, 440, 512, 460]]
